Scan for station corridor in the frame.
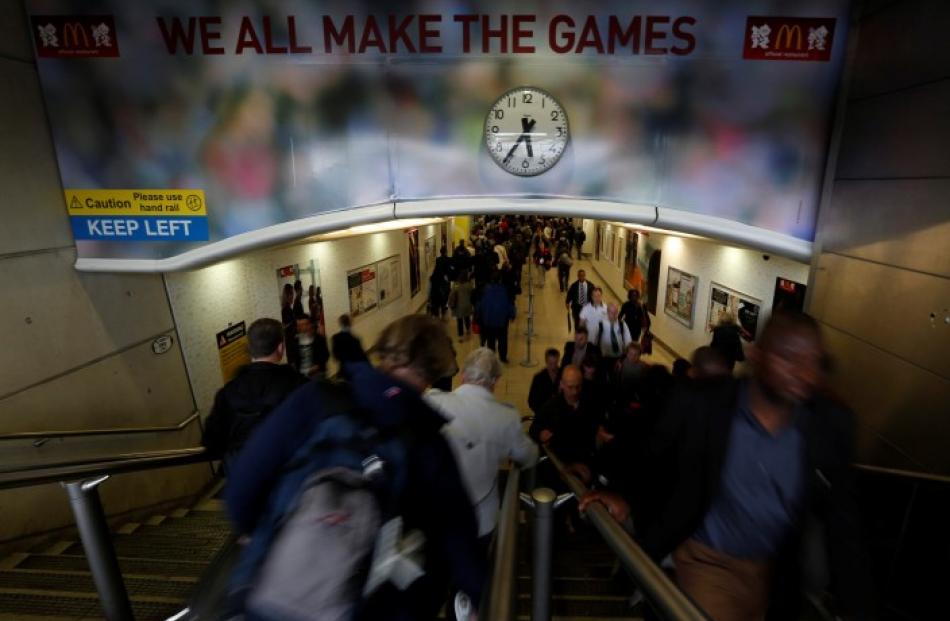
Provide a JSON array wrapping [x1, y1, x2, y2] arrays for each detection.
[[448, 258, 675, 417]]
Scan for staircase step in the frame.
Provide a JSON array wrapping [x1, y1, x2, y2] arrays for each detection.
[[16, 554, 208, 578], [517, 576, 630, 596], [144, 515, 167, 526], [518, 593, 636, 618], [0, 570, 194, 599], [0, 590, 183, 621]]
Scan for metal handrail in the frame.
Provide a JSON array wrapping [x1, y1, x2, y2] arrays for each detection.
[[854, 463, 950, 485], [480, 466, 522, 621], [0, 411, 200, 441], [544, 447, 710, 621], [0, 447, 208, 490]]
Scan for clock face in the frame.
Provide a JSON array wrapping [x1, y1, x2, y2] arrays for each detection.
[[485, 87, 569, 177]]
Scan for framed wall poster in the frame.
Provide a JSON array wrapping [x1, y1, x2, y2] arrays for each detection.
[[347, 263, 379, 317], [424, 235, 436, 273], [377, 254, 403, 307], [614, 232, 623, 268], [664, 266, 698, 328], [624, 231, 643, 290], [407, 228, 421, 296], [706, 282, 762, 342], [773, 278, 807, 313]]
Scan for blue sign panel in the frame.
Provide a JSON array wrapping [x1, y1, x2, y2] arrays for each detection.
[[70, 216, 209, 242]]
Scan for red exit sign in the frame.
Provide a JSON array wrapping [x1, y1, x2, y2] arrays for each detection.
[[742, 16, 835, 62], [32, 15, 120, 58]]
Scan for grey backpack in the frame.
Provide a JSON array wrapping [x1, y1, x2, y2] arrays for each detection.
[[234, 383, 423, 621]]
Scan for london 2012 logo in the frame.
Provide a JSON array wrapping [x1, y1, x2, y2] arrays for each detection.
[[31, 15, 120, 58], [742, 16, 835, 62]]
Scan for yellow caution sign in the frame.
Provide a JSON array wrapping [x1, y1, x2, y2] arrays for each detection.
[[217, 322, 250, 382], [64, 189, 207, 216]]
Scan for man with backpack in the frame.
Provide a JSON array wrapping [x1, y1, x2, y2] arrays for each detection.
[[225, 315, 485, 621], [201, 318, 307, 470]]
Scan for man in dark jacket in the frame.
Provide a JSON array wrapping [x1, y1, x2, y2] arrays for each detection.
[[581, 312, 874, 620], [477, 271, 515, 363], [529, 365, 598, 469], [331, 313, 368, 365], [565, 270, 596, 330], [202, 318, 307, 466], [528, 348, 561, 416]]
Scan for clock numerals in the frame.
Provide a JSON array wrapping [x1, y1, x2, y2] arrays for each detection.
[[556, 126, 565, 137], [491, 126, 499, 134], [522, 93, 533, 104], [551, 111, 560, 121], [507, 96, 515, 108], [522, 159, 529, 169], [493, 109, 504, 120]]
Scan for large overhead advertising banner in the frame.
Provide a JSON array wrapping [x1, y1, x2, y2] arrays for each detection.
[[27, 1, 848, 268]]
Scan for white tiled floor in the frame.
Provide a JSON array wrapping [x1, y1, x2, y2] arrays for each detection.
[[446, 258, 674, 417]]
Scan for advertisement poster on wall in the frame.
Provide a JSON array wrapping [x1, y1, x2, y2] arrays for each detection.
[[347, 264, 378, 317], [624, 231, 644, 291], [664, 266, 698, 328], [407, 229, 421, 296], [377, 255, 403, 307], [424, 235, 436, 274], [773, 278, 808, 313], [276, 260, 324, 334], [707, 283, 762, 342], [28, 1, 850, 269]]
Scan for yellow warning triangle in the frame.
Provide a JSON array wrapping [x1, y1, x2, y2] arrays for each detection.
[[69, 195, 81, 210]]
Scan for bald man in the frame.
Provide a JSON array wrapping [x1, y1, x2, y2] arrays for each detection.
[[528, 365, 598, 469]]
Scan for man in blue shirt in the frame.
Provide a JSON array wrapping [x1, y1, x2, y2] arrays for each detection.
[[581, 312, 873, 620]]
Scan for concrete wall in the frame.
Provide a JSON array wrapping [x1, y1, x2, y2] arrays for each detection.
[[587, 221, 810, 361], [0, 3, 208, 542], [808, 0, 950, 475], [165, 223, 441, 418]]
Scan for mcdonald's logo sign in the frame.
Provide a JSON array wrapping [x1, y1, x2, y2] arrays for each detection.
[[31, 15, 120, 58], [775, 25, 803, 51], [742, 16, 835, 62]]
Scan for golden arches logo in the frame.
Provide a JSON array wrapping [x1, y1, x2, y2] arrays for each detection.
[[775, 24, 803, 50], [62, 22, 91, 48]]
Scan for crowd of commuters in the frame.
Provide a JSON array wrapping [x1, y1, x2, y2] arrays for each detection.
[[201, 216, 872, 621]]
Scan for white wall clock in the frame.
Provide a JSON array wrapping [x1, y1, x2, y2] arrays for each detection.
[[485, 86, 569, 176]]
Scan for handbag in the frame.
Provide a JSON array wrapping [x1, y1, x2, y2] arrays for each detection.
[[640, 331, 654, 356]]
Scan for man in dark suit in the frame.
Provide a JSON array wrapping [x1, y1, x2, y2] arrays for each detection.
[[528, 348, 561, 416], [565, 269, 596, 330], [580, 312, 873, 620], [330, 314, 367, 365], [560, 326, 593, 371]]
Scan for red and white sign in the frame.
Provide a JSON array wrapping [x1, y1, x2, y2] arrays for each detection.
[[31, 15, 120, 58], [742, 16, 835, 62]]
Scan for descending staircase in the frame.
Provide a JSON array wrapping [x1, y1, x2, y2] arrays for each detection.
[[518, 522, 642, 621], [0, 491, 232, 621]]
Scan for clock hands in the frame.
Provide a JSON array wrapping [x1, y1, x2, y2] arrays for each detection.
[[521, 116, 534, 158], [502, 117, 537, 165]]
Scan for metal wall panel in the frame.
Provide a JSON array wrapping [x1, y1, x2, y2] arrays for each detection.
[[823, 179, 950, 277], [811, 253, 950, 378], [850, 0, 950, 99], [822, 325, 950, 474], [835, 79, 950, 179], [0, 248, 176, 396], [0, 463, 211, 541], [0, 59, 73, 254], [0, 331, 195, 433], [0, 1, 32, 62]]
